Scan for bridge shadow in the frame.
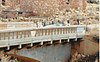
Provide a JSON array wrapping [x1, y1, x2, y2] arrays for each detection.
[[6, 54, 40, 62]]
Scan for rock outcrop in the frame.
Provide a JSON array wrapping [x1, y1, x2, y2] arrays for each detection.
[[0, 0, 87, 18]]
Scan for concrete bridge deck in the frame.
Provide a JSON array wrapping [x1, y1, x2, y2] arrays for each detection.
[[0, 25, 86, 50]]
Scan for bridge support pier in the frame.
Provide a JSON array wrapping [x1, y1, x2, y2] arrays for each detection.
[[50, 40, 53, 44], [75, 38, 77, 41], [40, 41, 43, 45], [59, 39, 62, 43], [18, 44, 22, 49], [68, 39, 70, 42], [7, 46, 10, 50], [30, 43, 33, 47]]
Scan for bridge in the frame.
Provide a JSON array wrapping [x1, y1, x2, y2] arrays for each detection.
[[0, 22, 86, 50]]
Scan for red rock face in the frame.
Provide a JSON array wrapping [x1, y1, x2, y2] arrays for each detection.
[[0, 0, 2, 4], [0, 0, 87, 18], [69, 0, 87, 10]]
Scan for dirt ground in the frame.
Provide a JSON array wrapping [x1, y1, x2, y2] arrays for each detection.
[[69, 29, 99, 62]]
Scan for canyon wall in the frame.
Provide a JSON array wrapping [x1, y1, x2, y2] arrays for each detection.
[[0, 0, 87, 18]]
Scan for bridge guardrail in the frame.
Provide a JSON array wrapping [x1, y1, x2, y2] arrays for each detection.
[[0, 25, 86, 50]]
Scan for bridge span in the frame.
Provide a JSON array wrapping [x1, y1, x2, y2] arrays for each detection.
[[0, 25, 86, 50]]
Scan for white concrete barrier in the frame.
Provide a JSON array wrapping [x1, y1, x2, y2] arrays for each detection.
[[0, 25, 86, 49]]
